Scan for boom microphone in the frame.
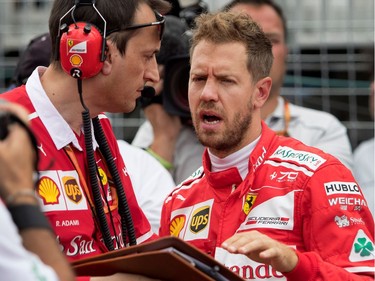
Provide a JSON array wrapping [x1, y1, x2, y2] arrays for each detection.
[[141, 86, 156, 98]]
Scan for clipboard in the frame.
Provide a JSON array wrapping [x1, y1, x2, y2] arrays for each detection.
[[72, 236, 244, 281]]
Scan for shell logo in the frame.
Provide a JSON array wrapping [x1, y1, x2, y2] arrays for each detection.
[[169, 215, 186, 237], [37, 176, 60, 205], [70, 54, 83, 67]]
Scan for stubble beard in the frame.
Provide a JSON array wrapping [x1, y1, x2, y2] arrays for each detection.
[[193, 103, 253, 153]]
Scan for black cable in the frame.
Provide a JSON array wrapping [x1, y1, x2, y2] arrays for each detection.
[[93, 117, 137, 246], [78, 79, 114, 251], [96, 170, 121, 249]]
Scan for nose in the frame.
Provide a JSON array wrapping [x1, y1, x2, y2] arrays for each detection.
[[144, 57, 160, 84], [200, 78, 219, 102]]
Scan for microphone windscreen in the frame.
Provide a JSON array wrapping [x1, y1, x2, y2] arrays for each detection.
[[141, 86, 156, 99]]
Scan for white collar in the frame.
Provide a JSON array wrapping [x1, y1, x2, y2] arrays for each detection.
[[26, 67, 98, 151], [208, 135, 261, 180]]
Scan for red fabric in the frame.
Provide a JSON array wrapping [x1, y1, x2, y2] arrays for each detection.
[[1, 87, 156, 264], [76, 276, 90, 281], [160, 122, 375, 280]]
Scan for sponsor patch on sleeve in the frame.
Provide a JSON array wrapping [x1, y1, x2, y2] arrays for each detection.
[[349, 229, 375, 262], [324, 181, 361, 195], [215, 247, 286, 280], [169, 199, 213, 241], [270, 146, 326, 170]]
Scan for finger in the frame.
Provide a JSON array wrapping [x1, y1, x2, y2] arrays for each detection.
[[222, 230, 263, 246], [237, 238, 266, 254], [221, 234, 243, 250], [222, 232, 257, 252], [258, 247, 279, 259]]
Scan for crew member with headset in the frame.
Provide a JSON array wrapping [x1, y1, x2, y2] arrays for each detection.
[[1, 0, 171, 280]]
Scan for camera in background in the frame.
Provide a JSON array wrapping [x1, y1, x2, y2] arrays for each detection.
[[179, 0, 209, 28], [140, 1, 208, 122], [163, 55, 191, 119]]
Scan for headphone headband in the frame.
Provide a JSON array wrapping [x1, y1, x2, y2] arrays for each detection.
[[56, 0, 107, 79], [75, 0, 96, 6]]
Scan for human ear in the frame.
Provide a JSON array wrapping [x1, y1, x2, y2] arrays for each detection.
[[254, 77, 272, 108], [101, 42, 113, 76]]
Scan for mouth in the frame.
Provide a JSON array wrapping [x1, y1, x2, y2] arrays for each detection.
[[199, 110, 222, 125], [136, 86, 145, 99]]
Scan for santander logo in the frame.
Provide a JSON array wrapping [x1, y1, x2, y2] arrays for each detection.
[[215, 247, 285, 280]]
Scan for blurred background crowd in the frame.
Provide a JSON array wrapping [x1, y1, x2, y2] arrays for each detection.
[[0, 0, 373, 150]]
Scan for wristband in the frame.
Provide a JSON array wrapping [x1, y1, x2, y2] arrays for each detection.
[[145, 147, 174, 170], [5, 190, 38, 206], [8, 204, 53, 232]]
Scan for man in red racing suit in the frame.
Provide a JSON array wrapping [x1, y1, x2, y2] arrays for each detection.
[[160, 123, 375, 280]]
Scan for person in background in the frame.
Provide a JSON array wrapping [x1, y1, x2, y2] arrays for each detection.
[[0, 102, 75, 281], [159, 11, 374, 280], [132, 14, 198, 182], [353, 79, 374, 215], [133, 0, 354, 184], [0, 0, 171, 280], [117, 139, 175, 233], [7, 33, 51, 90], [225, 0, 353, 170]]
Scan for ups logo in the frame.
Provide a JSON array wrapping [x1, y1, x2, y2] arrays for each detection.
[[190, 206, 209, 233], [62, 176, 82, 204]]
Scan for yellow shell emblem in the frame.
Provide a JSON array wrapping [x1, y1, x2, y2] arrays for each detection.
[[37, 177, 60, 204], [169, 215, 186, 237], [70, 54, 82, 67]]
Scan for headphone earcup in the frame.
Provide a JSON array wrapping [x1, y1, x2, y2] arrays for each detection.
[[59, 22, 104, 79]]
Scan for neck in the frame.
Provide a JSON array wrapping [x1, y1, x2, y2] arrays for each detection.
[[210, 116, 263, 159], [209, 136, 260, 180], [261, 91, 279, 120], [40, 66, 88, 134]]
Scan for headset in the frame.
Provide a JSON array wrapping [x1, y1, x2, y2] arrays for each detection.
[[54, 0, 137, 250], [56, 0, 107, 79]]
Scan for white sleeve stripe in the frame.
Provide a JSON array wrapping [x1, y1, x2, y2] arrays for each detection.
[[264, 160, 313, 176], [28, 112, 38, 121], [135, 230, 154, 244], [344, 266, 375, 273]]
